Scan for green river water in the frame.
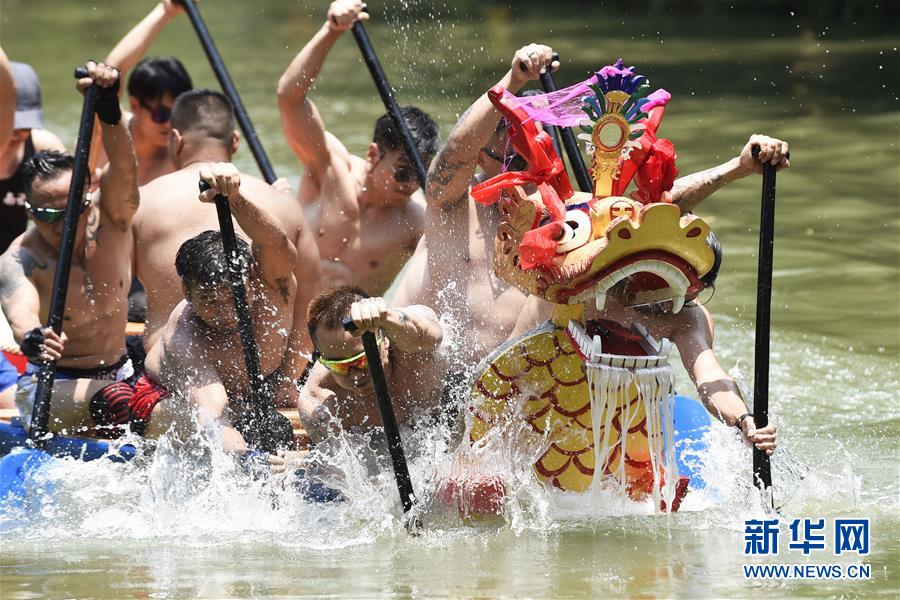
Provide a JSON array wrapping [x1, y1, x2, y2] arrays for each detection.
[[1, 1, 898, 598]]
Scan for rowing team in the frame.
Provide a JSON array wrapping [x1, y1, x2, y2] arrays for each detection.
[[0, 0, 783, 472]]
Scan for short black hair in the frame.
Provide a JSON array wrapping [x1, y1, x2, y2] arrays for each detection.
[[22, 150, 75, 198], [170, 89, 235, 149], [373, 106, 439, 167], [175, 230, 252, 291], [127, 56, 193, 103], [700, 231, 723, 290], [307, 285, 369, 348]]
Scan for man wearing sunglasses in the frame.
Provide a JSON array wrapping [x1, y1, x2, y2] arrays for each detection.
[[0, 62, 140, 436], [277, 0, 439, 297], [85, 0, 193, 187], [296, 286, 444, 448]]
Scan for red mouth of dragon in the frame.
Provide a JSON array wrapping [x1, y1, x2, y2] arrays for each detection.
[[552, 250, 704, 310]]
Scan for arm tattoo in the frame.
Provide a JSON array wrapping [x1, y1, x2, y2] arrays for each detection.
[[427, 154, 468, 188], [0, 251, 46, 300], [86, 206, 100, 244], [671, 164, 730, 214]]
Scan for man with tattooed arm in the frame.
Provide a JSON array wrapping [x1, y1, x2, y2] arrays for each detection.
[[394, 43, 789, 381], [0, 63, 140, 434]]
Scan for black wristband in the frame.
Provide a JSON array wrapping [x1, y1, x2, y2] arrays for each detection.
[[20, 327, 45, 359], [94, 75, 122, 125], [737, 412, 754, 430]]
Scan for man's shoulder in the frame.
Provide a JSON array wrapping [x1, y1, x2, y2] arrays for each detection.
[[30, 129, 66, 153], [164, 302, 202, 347], [668, 304, 713, 343], [134, 171, 199, 223], [0, 238, 49, 290], [3, 233, 46, 267]]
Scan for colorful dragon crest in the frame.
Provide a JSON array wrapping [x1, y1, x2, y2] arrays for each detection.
[[465, 61, 716, 509]]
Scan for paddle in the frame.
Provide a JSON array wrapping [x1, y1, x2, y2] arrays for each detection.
[[342, 318, 418, 525], [199, 180, 272, 449], [520, 53, 593, 193], [179, 0, 278, 184], [350, 6, 428, 189], [750, 144, 787, 494], [27, 68, 99, 447]]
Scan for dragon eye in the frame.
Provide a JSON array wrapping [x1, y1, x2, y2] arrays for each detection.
[[556, 209, 592, 253]]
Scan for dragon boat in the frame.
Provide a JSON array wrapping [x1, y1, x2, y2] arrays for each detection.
[[446, 60, 719, 515]]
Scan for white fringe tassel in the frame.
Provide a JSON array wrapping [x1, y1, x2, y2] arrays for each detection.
[[586, 362, 678, 512]]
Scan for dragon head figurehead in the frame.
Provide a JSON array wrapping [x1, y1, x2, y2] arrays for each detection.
[[472, 59, 716, 313]]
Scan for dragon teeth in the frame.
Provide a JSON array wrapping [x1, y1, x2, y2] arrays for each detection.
[[591, 334, 603, 361]]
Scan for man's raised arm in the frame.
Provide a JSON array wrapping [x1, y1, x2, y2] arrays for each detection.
[[426, 44, 558, 210], [104, 0, 186, 79], [277, 0, 367, 181], [671, 134, 790, 214], [77, 63, 139, 230], [198, 163, 298, 293]]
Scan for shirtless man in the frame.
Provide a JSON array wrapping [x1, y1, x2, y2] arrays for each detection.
[[296, 287, 444, 446], [0, 63, 139, 433], [393, 44, 559, 371], [0, 56, 67, 253], [277, 0, 439, 295], [90, 0, 193, 186], [137, 163, 298, 452], [133, 89, 321, 407]]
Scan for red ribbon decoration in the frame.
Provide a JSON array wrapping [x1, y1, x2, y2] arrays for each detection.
[[518, 182, 567, 270], [471, 86, 574, 207]]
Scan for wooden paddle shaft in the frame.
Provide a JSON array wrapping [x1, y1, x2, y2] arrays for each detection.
[[29, 71, 98, 446]]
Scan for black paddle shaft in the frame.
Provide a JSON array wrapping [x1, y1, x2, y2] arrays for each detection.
[[180, 0, 278, 185], [342, 318, 416, 515], [535, 54, 592, 193], [29, 70, 98, 446], [199, 181, 272, 443], [751, 144, 782, 490], [350, 11, 428, 190], [518, 53, 592, 192]]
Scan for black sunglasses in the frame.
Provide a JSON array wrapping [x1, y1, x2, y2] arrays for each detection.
[[138, 99, 173, 124], [25, 198, 92, 224]]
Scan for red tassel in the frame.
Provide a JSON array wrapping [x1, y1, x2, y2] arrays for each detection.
[[519, 221, 563, 269], [632, 138, 678, 204]]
